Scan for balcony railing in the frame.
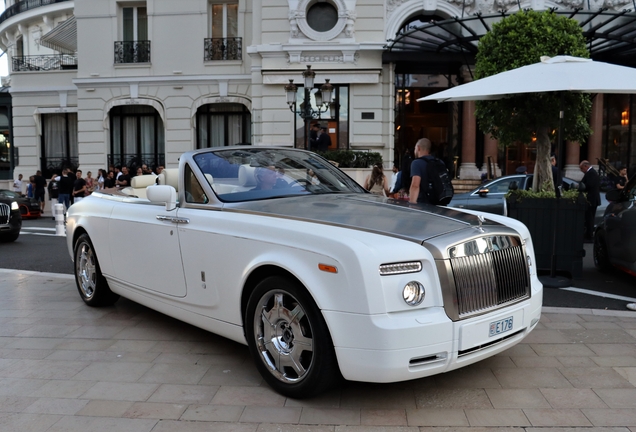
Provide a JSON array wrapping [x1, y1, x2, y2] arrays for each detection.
[[41, 156, 78, 178], [114, 40, 151, 64], [108, 153, 165, 173], [204, 37, 242, 61], [12, 54, 77, 72], [0, 0, 72, 26]]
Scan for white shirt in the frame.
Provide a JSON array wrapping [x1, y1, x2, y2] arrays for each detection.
[[12, 179, 22, 193]]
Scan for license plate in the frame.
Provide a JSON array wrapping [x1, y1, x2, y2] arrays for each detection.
[[489, 316, 513, 337]]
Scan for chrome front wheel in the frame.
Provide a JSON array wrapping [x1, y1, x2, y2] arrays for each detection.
[[245, 276, 339, 398]]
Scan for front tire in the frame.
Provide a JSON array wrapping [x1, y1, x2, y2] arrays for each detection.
[[593, 229, 612, 272], [74, 233, 119, 306], [245, 276, 340, 398]]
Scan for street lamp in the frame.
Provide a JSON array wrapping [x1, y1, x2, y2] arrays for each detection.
[[284, 65, 335, 150]]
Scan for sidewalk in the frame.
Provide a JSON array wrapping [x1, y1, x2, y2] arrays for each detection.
[[0, 269, 635, 431]]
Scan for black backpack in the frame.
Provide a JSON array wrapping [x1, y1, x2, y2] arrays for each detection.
[[423, 155, 454, 205]]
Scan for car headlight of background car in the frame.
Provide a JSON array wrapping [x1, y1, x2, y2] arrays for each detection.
[[11, 201, 19, 211]]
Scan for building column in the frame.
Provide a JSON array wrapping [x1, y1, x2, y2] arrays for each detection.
[[587, 93, 604, 168], [459, 100, 481, 179], [480, 133, 502, 178], [564, 140, 582, 181]]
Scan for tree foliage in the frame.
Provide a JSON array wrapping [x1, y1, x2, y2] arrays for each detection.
[[475, 10, 592, 191]]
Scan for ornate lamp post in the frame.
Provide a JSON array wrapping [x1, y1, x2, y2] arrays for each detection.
[[284, 65, 335, 150]]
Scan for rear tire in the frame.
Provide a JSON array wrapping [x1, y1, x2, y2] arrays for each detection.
[[74, 233, 119, 306], [245, 276, 340, 398], [593, 230, 612, 272]]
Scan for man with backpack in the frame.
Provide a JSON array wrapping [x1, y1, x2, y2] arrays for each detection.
[[409, 138, 454, 205]]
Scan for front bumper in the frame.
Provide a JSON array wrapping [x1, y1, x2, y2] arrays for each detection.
[[324, 289, 542, 383]]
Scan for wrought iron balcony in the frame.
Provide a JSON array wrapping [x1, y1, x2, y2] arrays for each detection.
[[0, 0, 72, 26], [41, 156, 79, 178], [12, 54, 77, 72], [108, 153, 165, 172], [204, 37, 242, 61], [114, 40, 151, 64]]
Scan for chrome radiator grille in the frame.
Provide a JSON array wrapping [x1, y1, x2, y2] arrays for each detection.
[[449, 238, 530, 318], [0, 203, 9, 225]]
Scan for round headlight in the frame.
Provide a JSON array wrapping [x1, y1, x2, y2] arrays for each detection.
[[402, 281, 425, 306], [10, 201, 19, 211]]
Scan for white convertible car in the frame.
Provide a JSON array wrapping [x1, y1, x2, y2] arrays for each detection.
[[67, 147, 542, 398]]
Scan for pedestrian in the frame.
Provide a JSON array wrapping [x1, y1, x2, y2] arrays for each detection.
[[611, 165, 629, 190], [550, 155, 562, 189], [409, 138, 433, 204], [317, 126, 331, 152], [364, 163, 390, 196], [309, 122, 320, 151], [12, 174, 23, 194], [580, 160, 601, 242], [85, 171, 95, 195], [47, 174, 59, 219], [72, 169, 87, 203], [54, 168, 75, 213], [116, 166, 131, 187], [27, 176, 35, 198], [96, 169, 105, 191]]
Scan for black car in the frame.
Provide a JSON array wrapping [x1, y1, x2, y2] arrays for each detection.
[[593, 176, 636, 276], [0, 189, 41, 219], [0, 194, 22, 243], [448, 174, 604, 223]]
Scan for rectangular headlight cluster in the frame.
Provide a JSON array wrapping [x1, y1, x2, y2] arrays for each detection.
[[379, 261, 422, 276]]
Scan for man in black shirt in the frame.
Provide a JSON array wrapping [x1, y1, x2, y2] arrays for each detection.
[[116, 166, 131, 187], [73, 170, 87, 203], [55, 168, 75, 212], [33, 170, 47, 212]]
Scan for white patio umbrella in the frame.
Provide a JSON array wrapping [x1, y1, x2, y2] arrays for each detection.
[[418, 55, 636, 103], [418, 55, 636, 288]]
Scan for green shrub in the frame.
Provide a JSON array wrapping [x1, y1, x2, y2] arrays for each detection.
[[318, 150, 383, 168], [506, 189, 582, 203]]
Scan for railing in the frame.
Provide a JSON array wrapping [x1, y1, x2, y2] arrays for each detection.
[[108, 153, 165, 173], [41, 156, 79, 178], [0, 0, 72, 26], [114, 40, 151, 64], [12, 54, 77, 72], [204, 37, 242, 61]]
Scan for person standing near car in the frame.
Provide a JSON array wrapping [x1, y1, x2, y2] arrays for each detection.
[[12, 174, 23, 194], [72, 169, 87, 203], [33, 170, 47, 212], [54, 168, 75, 213], [580, 160, 601, 242], [47, 174, 59, 219], [409, 138, 432, 204]]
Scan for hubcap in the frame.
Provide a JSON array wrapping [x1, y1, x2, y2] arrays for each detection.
[[76, 243, 97, 299], [254, 291, 314, 383]]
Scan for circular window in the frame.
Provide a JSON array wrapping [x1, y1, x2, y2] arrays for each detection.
[[306, 3, 338, 33]]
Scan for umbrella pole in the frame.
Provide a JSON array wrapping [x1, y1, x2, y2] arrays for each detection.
[[541, 92, 570, 288]]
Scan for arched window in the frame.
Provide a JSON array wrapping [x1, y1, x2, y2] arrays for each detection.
[[196, 103, 251, 148], [109, 105, 165, 171]]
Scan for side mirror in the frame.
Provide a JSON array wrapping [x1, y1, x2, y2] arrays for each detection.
[[478, 188, 489, 197], [147, 185, 177, 211]]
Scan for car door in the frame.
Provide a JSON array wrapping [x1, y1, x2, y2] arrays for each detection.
[[108, 201, 187, 297]]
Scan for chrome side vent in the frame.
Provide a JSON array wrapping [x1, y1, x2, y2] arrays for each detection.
[[449, 236, 530, 319]]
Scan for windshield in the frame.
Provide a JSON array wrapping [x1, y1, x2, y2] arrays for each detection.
[[193, 148, 366, 202], [0, 190, 20, 199]]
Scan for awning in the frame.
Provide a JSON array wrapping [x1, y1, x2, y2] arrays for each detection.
[[39, 16, 77, 54], [384, 9, 636, 69]]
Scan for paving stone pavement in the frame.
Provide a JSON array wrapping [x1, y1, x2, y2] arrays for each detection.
[[0, 269, 635, 432]]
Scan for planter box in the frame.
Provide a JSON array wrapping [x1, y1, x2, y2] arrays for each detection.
[[506, 195, 586, 278]]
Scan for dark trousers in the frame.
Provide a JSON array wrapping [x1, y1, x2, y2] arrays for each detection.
[[584, 205, 597, 239]]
